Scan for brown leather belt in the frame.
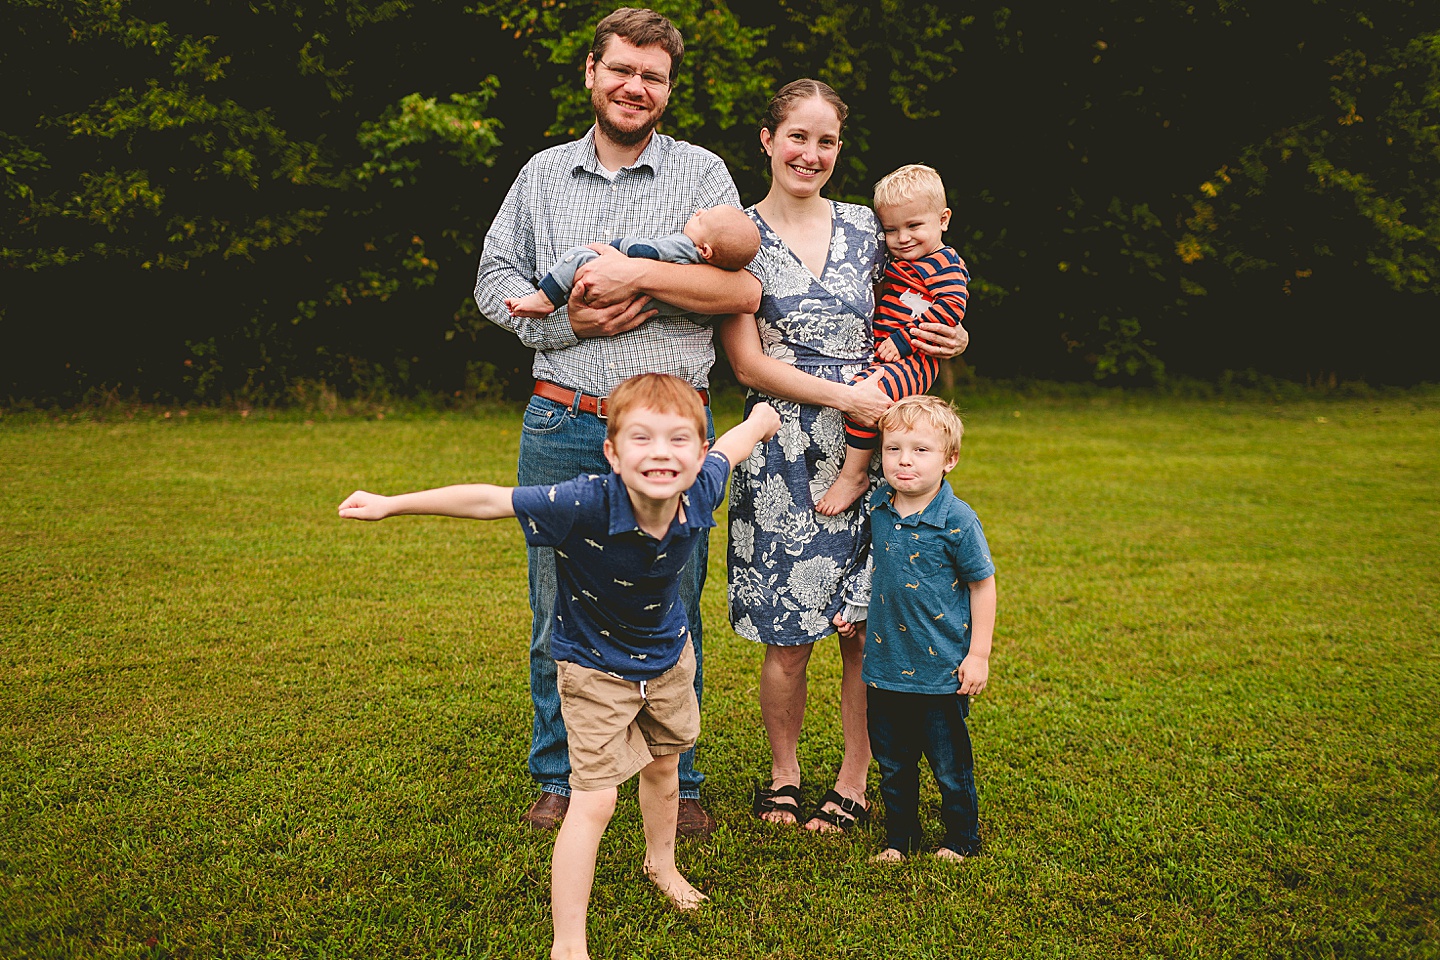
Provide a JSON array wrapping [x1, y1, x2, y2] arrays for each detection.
[[532, 380, 709, 419]]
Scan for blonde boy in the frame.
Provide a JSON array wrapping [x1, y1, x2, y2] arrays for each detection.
[[339, 373, 779, 959], [834, 395, 996, 862], [815, 164, 971, 516]]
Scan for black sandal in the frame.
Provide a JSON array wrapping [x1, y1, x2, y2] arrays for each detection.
[[804, 789, 870, 833], [753, 782, 802, 824]]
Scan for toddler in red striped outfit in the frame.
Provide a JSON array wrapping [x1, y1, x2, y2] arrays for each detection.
[[816, 163, 971, 516]]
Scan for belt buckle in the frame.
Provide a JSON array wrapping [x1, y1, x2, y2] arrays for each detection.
[[595, 395, 608, 420]]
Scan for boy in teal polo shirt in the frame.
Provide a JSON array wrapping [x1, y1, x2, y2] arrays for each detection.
[[834, 395, 997, 862]]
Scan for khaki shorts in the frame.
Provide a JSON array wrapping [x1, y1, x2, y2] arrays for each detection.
[[556, 637, 699, 792]]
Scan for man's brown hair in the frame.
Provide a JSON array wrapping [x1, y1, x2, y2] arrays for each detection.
[[592, 7, 685, 82]]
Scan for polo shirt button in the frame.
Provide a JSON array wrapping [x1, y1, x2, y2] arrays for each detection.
[[895, 524, 901, 530]]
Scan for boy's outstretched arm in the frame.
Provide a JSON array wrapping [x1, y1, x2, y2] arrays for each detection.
[[957, 575, 996, 696], [710, 401, 781, 468], [338, 484, 516, 522]]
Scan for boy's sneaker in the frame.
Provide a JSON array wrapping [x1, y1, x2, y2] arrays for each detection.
[[676, 798, 716, 837]]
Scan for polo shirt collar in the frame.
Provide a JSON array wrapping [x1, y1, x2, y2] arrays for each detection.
[[872, 480, 959, 529], [605, 473, 713, 540]]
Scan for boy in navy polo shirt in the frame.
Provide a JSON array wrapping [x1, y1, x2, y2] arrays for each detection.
[[833, 395, 997, 862], [339, 373, 779, 958]]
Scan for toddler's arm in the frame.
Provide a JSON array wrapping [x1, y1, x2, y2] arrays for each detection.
[[909, 255, 970, 359], [956, 574, 996, 695], [711, 402, 782, 467], [338, 484, 516, 522]]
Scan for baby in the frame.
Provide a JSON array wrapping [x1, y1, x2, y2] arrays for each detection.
[[506, 205, 761, 318]]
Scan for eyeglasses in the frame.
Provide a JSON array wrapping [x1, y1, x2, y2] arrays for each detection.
[[597, 58, 671, 90]]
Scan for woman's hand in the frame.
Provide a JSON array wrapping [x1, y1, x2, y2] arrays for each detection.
[[841, 379, 894, 427], [911, 321, 969, 359]]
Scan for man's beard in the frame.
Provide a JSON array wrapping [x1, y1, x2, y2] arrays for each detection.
[[591, 88, 662, 147]]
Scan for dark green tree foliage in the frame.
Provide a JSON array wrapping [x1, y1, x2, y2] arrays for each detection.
[[927, 1, 1440, 382], [2, 0, 512, 402], [3, 0, 1438, 403]]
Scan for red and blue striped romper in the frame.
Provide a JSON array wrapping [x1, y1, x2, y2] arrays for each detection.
[[846, 246, 970, 448]]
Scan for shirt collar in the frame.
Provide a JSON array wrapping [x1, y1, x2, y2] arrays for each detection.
[[605, 471, 712, 540], [570, 126, 665, 178], [871, 480, 959, 528]]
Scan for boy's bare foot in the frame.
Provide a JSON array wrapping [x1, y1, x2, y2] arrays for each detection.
[[643, 861, 708, 910], [934, 847, 970, 863], [815, 466, 869, 516], [870, 847, 906, 863], [506, 290, 557, 318]]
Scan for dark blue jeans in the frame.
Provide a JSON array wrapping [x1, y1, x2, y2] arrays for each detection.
[[867, 687, 981, 855], [517, 392, 712, 799]]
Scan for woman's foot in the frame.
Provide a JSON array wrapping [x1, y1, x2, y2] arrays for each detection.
[[803, 788, 869, 834], [643, 860, 708, 910], [869, 847, 906, 863], [934, 847, 970, 863], [753, 781, 802, 826]]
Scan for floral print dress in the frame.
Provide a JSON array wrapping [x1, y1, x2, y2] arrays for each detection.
[[728, 200, 887, 646]]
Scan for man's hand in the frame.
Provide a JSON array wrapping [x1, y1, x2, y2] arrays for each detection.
[[566, 288, 656, 338], [911, 321, 969, 359], [573, 252, 648, 308]]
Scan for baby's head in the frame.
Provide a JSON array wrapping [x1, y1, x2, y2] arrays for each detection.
[[683, 205, 761, 271], [873, 163, 951, 262]]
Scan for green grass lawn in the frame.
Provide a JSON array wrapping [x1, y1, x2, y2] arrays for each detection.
[[3, 393, 1438, 959]]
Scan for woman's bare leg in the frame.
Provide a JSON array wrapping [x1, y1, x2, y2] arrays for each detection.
[[805, 633, 872, 832], [757, 642, 814, 823]]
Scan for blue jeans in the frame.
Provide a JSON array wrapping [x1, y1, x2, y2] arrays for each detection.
[[517, 392, 712, 799], [867, 687, 981, 855]]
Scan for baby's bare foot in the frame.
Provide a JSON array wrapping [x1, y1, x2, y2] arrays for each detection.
[[815, 470, 869, 516], [869, 848, 906, 863], [506, 291, 557, 318], [644, 862, 708, 910]]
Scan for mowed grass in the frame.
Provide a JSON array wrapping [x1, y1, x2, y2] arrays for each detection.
[[2, 393, 1437, 959]]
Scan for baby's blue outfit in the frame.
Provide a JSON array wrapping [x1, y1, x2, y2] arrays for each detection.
[[537, 233, 701, 318]]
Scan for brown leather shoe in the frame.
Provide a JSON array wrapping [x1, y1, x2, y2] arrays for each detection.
[[520, 792, 569, 830], [675, 797, 717, 838]]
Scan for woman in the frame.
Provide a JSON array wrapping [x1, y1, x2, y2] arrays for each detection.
[[721, 79, 967, 831]]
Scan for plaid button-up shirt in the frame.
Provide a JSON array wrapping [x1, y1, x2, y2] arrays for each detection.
[[474, 128, 743, 395]]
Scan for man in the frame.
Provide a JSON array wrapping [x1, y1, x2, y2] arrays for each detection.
[[473, 7, 760, 837]]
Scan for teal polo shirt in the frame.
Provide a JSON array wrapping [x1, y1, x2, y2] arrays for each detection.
[[861, 481, 995, 694]]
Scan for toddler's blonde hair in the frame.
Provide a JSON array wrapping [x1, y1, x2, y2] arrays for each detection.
[[873, 163, 947, 215], [877, 394, 964, 460]]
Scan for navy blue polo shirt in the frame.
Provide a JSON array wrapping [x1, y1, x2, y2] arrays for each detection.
[[511, 452, 729, 681], [861, 481, 995, 694]]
